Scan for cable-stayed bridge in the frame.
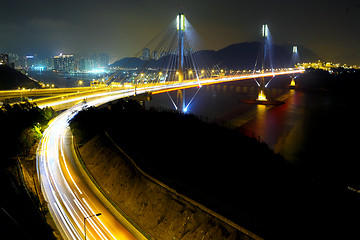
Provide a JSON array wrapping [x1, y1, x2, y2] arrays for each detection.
[[2, 12, 303, 111], [0, 67, 301, 111], [11, 11, 305, 240]]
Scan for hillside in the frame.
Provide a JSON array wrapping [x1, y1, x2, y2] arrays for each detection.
[[79, 133, 258, 240], [0, 65, 41, 90], [215, 42, 319, 69], [0, 102, 57, 239], [70, 99, 359, 240], [111, 41, 320, 70]]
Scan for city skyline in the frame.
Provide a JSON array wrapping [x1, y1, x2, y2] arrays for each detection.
[[0, 0, 359, 65]]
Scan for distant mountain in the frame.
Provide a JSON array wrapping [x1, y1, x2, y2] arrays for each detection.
[[215, 41, 320, 69], [111, 41, 320, 70], [0, 65, 41, 90]]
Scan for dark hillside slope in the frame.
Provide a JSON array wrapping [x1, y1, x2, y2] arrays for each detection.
[[80, 133, 258, 240], [111, 42, 320, 70], [71, 100, 360, 240], [0, 65, 41, 90]]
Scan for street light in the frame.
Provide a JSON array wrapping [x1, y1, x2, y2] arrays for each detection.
[[84, 213, 101, 240]]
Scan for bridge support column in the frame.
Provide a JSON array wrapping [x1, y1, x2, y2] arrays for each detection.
[[257, 76, 267, 101], [177, 11, 185, 111], [257, 24, 269, 102], [177, 89, 185, 111], [289, 77, 296, 88]]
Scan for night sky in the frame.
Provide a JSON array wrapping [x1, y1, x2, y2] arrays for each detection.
[[1, 0, 359, 64]]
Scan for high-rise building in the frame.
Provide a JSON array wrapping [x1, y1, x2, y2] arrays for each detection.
[[152, 51, 159, 60], [98, 53, 109, 67], [0, 53, 9, 65], [141, 48, 150, 60], [53, 53, 75, 72], [25, 55, 37, 68], [79, 58, 86, 72], [7, 53, 22, 68]]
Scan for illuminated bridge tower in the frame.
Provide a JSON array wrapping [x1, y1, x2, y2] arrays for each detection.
[[177, 11, 186, 110], [291, 45, 299, 67], [290, 45, 299, 87], [257, 23, 269, 101], [177, 11, 185, 82]]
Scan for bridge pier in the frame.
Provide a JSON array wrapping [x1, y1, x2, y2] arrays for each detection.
[[289, 77, 296, 88], [257, 76, 268, 101], [177, 89, 185, 111]]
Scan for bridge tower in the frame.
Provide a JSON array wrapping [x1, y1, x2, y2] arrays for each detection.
[[257, 23, 268, 101], [177, 11, 186, 110], [289, 45, 299, 88], [177, 11, 185, 82]]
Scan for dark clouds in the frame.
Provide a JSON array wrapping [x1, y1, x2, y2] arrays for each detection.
[[0, 0, 359, 64]]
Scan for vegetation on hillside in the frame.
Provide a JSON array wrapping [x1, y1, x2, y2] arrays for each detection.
[[70, 99, 360, 239], [0, 102, 57, 239], [0, 102, 56, 159], [70, 69, 360, 239]]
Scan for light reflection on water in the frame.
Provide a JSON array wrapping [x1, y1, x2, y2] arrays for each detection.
[[24, 71, 359, 183], [147, 79, 358, 184], [147, 79, 296, 154], [147, 80, 289, 122]]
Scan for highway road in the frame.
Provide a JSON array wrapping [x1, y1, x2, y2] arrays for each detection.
[[36, 69, 303, 240], [37, 91, 152, 240]]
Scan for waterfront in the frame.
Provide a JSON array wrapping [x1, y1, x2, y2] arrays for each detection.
[[147, 76, 359, 186], [27, 70, 109, 88], [29, 70, 360, 186]]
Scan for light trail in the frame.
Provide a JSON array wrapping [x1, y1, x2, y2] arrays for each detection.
[[37, 91, 148, 240], [36, 69, 303, 240], [151, 69, 304, 95]]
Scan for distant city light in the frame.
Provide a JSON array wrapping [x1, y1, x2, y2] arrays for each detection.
[[89, 68, 106, 74], [34, 66, 45, 71]]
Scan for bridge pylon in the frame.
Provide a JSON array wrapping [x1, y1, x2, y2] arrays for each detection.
[[257, 24, 269, 102], [177, 11, 185, 83], [177, 11, 186, 110], [289, 45, 300, 88]]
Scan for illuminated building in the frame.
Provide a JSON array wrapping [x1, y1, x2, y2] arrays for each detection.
[[141, 48, 150, 60], [53, 53, 75, 72], [78, 54, 109, 73], [25, 55, 37, 68], [0, 53, 9, 65], [298, 60, 359, 71], [152, 51, 159, 60]]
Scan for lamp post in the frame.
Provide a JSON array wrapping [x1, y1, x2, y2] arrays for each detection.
[[84, 213, 101, 240]]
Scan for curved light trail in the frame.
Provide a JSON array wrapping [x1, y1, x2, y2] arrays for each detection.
[[37, 90, 149, 240], [36, 69, 303, 240]]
